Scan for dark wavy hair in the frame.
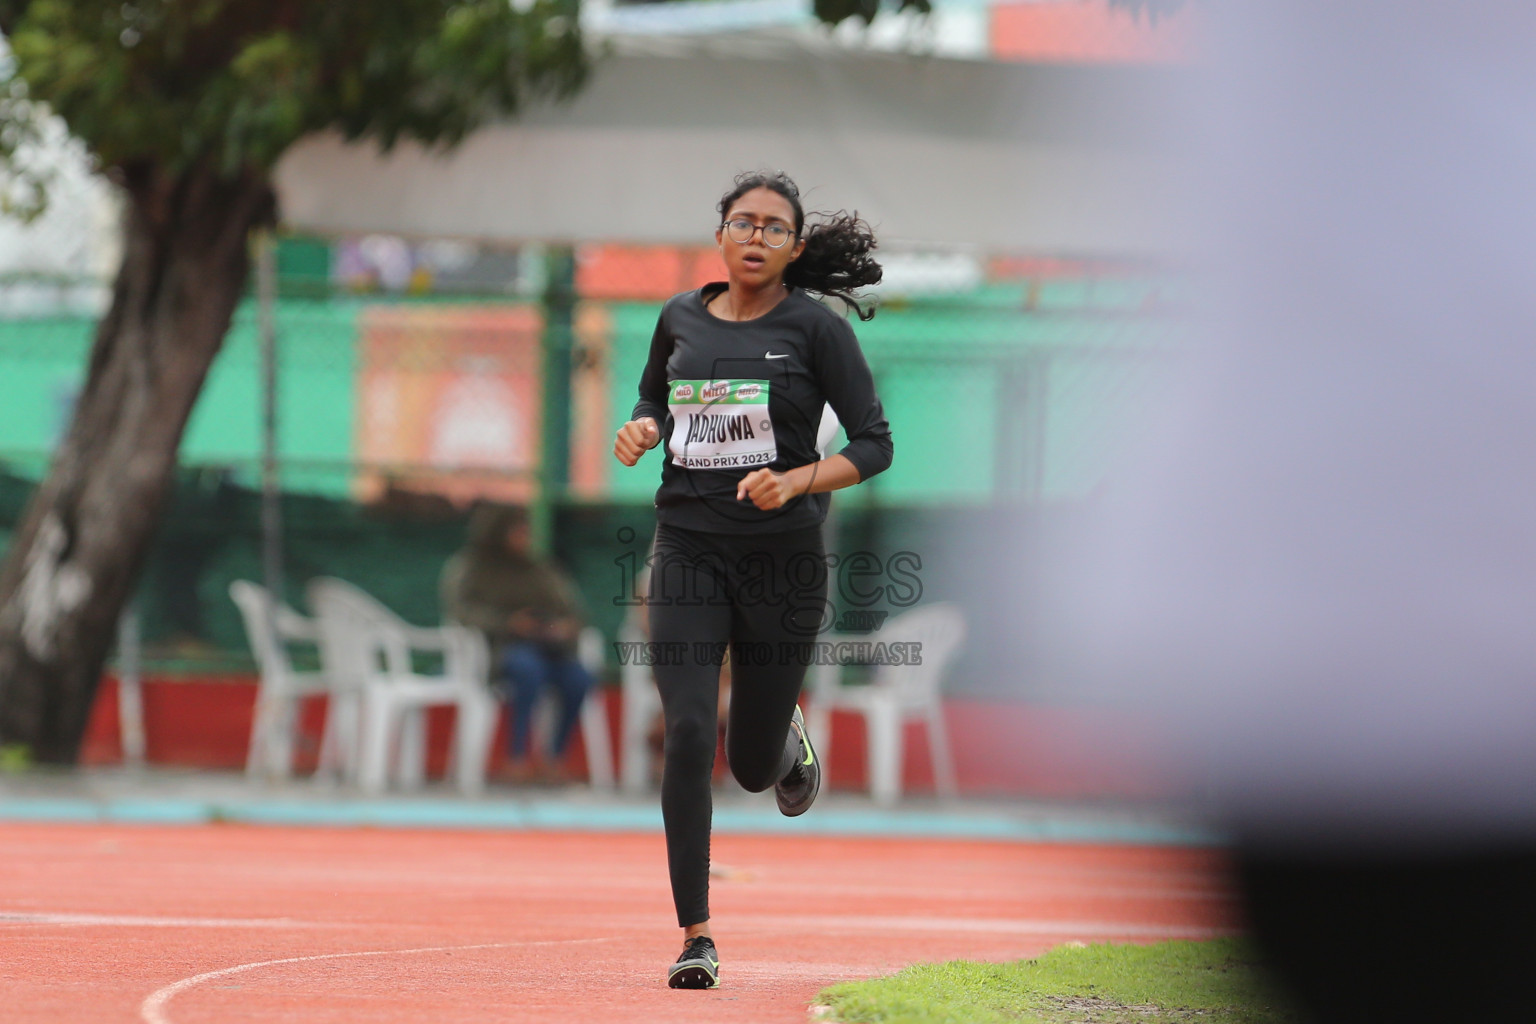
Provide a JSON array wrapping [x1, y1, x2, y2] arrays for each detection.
[[716, 170, 883, 321]]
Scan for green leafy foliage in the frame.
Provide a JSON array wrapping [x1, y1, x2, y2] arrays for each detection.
[[0, 0, 588, 177], [0, 45, 49, 221]]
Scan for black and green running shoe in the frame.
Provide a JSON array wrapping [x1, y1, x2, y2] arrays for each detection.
[[775, 705, 820, 817], [668, 934, 720, 989]]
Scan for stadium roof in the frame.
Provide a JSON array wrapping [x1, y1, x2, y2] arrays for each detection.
[[274, 37, 1181, 253]]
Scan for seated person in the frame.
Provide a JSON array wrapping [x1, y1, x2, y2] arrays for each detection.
[[441, 504, 592, 784]]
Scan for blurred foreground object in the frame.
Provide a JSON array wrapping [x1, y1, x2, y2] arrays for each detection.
[[1043, 3, 1536, 1021]]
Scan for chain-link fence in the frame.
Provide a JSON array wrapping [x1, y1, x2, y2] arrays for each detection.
[[0, 239, 1177, 695]]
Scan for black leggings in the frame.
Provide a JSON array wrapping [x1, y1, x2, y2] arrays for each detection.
[[647, 522, 829, 927]]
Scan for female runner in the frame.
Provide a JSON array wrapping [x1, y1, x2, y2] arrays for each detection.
[[613, 170, 893, 989]]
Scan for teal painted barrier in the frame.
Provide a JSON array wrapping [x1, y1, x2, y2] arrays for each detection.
[[0, 795, 1219, 847]]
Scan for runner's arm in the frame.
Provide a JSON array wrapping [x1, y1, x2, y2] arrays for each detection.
[[631, 307, 672, 426], [738, 453, 860, 508], [738, 314, 891, 508], [616, 308, 672, 465], [813, 315, 893, 482]]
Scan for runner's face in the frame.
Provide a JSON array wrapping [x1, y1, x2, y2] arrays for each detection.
[[716, 188, 805, 288]]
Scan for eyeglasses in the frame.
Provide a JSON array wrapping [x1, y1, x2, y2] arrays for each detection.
[[722, 218, 794, 248]]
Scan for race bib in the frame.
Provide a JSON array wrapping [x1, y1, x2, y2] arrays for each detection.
[[667, 379, 777, 470]]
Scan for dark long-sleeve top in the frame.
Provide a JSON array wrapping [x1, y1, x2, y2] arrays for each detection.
[[630, 283, 894, 534]]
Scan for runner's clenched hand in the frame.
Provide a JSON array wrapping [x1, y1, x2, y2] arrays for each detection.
[[736, 467, 800, 509], [615, 418, 660, 466]]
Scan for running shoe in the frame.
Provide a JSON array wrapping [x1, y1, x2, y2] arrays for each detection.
[[668, 934, 720, 989], [775, 705, 820, 817]]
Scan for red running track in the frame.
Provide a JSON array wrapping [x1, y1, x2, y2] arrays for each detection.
[[0, 824, 1238, 1023]]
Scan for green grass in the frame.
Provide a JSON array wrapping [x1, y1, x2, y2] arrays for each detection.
[[815, 939, 1302, 1024]]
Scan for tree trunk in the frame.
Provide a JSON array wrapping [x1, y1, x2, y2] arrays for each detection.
[[0, 162, 274, 764]]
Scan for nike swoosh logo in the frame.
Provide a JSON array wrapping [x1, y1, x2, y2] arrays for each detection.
[[794, 721, 815, 766], [764, 352, 789, 359]]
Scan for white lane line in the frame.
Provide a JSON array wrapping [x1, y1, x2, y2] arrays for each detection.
[[0, 912, 341, 929], [716, 880, 1233, 903], [139, 936, 619, 1024], [733, 915, 1231, 939], [726, 963, 874, 981]]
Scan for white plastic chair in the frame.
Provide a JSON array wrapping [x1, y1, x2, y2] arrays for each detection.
[[308, 577, 498, 795], [229, 580, 336, 782], [617, 617, 659, 794], [550, 626, 614, 790], [808, 602, 967, 806]]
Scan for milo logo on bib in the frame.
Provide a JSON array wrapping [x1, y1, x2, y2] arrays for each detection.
[[668, 378, 776, 470]]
